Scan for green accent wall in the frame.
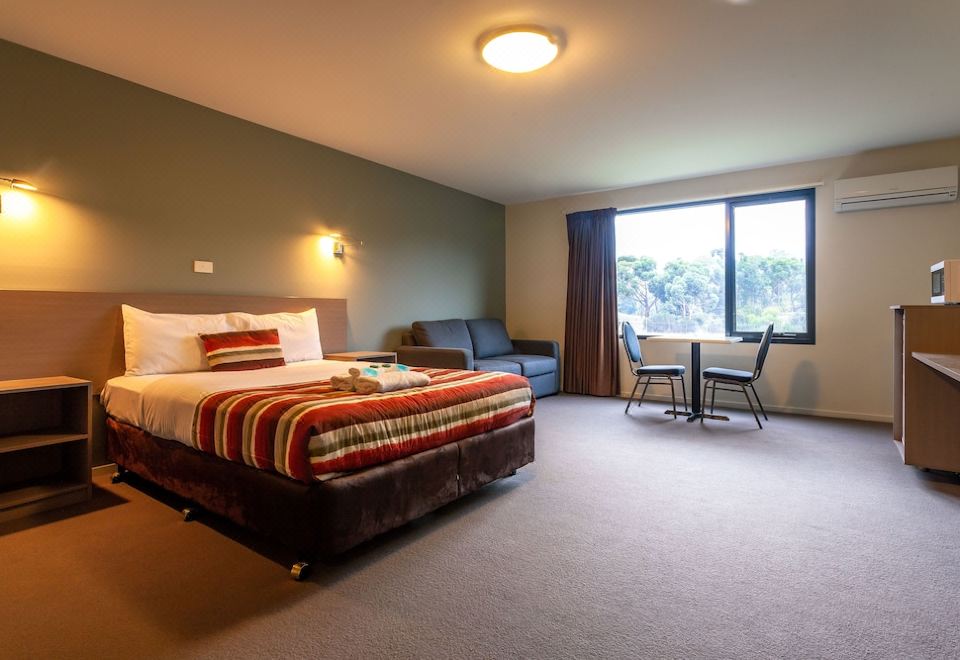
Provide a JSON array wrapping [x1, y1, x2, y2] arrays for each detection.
[[0, 39, 505, 350]]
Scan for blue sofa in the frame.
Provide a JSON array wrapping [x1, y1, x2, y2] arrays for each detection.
[[397, 318, 560, 397]]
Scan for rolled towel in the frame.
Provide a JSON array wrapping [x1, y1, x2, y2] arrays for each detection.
[[331, 367, 362, 391], [355, 369, 431, 395]]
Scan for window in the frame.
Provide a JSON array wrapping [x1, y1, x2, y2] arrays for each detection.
[[615, 188, 815, 343]]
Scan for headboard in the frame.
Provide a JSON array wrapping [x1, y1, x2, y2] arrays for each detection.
[[0, 290, 348, 393]]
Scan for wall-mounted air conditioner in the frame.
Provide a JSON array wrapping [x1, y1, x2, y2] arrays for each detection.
[[834, 165, 958, 212]]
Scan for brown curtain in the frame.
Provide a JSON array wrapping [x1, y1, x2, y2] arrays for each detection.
[[563, 208, 619, 396]]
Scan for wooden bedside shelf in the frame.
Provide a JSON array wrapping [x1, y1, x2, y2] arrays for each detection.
[[0, 376, 90, 394], [0, 432, 89, 454], [0, 478, 89, 510], [0, 376, 92, 522], [326, 351, 398, 363]]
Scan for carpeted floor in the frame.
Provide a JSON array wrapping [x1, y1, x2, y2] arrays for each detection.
[[1, 395, 959, 659]]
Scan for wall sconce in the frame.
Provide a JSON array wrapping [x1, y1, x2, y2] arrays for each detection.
[[0, 177, 38, 215], [319, 233, 363, 258]]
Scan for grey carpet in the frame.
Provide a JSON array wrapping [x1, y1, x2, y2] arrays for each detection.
[[1, 395, 958, 659]]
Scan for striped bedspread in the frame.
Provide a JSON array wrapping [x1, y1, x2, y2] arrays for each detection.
[[191, 368, 534, 482]]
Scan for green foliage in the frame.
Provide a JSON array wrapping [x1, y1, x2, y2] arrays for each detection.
[[616, 252, 806, 334], [616, 255, 657, 318]]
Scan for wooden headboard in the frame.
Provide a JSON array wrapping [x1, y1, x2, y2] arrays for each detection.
[[0, 290, 348, 393]]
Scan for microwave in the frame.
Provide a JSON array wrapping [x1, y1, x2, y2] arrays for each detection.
[[931, 260, 960, 304]]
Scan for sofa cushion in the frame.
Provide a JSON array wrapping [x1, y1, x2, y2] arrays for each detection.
[[526, 372, 559, 398], [473, 359, 522, 375], [412, 319, 473, 352], [498, 354, 556, 378], [466, 319, 515, 359]]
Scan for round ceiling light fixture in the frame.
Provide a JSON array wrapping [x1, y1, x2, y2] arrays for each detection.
[[479, 25, 560, 73]]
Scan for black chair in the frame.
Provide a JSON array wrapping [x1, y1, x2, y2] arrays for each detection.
[[622, 322, 687, 418], [701, 323, 773, 428]]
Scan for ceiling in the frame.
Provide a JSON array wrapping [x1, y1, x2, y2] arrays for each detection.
[[3, 1, 960, 204]]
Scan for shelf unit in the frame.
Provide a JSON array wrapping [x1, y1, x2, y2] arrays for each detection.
[[892, 306, 960, 473], [0, 376, 92, 522]]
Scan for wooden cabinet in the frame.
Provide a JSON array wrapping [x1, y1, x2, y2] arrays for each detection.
[[0, 377, 92, 522], [893, 306, 960, 472]]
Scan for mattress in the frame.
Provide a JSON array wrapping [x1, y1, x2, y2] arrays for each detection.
[[102, 361, 535, 483], [101, 359, 348, 447]]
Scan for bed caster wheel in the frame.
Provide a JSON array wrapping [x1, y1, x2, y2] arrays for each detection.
[[290, 562, 311, 581], [110, 471, 124, 484], [508, 469, 518, 477], [181, 507, 200, 522]]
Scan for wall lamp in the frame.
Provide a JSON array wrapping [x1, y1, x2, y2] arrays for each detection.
[[319, 233, 363, 258], [0, 177, 38, 215], [320, 234, 363, 259]]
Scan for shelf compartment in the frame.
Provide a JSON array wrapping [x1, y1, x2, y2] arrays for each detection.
[[0, 377, 91, 522], [0, 477, 89, 511], [0, 432, 88, 454]]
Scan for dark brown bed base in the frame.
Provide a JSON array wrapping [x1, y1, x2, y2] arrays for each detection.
[[106, 416, 534, 571]]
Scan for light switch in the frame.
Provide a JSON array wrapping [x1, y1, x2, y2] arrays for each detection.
[[193, 260, 214, 274]]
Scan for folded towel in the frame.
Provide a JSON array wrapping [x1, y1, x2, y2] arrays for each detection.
[[355, 369, 431, 395], [331, 367, 362, 391]]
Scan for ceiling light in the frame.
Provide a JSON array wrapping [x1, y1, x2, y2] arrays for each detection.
[[480, 26, 559, 74]]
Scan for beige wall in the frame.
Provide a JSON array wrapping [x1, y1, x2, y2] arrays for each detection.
[[507, 137, 960, 422], [0, 40, 505, 351]]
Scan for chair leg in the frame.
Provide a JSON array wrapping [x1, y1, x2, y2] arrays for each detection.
[[710, 380, 717, 414], [680, 377, 688, 412], [625, 376, 642, 414], [742, 384, 762, 429], [750, 383, 768, 420], [669, 379, 678, 418], [637, 378, 651, 407]]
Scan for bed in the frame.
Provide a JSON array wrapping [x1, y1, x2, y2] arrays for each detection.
[[0, 291, 535, 579]]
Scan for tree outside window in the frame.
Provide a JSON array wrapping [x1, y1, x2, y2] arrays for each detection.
[[615, 189, 815, 343]]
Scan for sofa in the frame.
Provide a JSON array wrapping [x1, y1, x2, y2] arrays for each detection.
[[397, 318, 560, 397]]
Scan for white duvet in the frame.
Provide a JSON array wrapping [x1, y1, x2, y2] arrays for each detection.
[[101, 359, 355, 447]]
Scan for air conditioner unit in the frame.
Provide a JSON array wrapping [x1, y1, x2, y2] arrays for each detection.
[[834, 165, 958, 212]]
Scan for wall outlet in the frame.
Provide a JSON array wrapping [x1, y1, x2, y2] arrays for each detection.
[[193, 260, 214, 274]]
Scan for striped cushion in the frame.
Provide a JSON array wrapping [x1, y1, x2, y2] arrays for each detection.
[[199, 329, 286, 371]]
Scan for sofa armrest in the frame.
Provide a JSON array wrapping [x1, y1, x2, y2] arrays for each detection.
[[511, 339, 560, 360], [397, 346, 474, 370]]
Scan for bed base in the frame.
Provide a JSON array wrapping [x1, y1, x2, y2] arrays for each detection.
[[105, 417, 534, 577]]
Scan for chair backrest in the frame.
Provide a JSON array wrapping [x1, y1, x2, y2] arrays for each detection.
[[621, 321, 644, 367], [753, 323, 774, 380]]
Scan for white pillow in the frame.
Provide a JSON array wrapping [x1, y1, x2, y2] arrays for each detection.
[[121, 305, 233, 375], [227, 309, 323, 362]]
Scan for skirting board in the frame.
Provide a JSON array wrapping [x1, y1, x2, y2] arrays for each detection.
[[618, 391, 893, 424]]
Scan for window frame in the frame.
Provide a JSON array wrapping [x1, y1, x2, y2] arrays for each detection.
[[617, 187, 816, 345]]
